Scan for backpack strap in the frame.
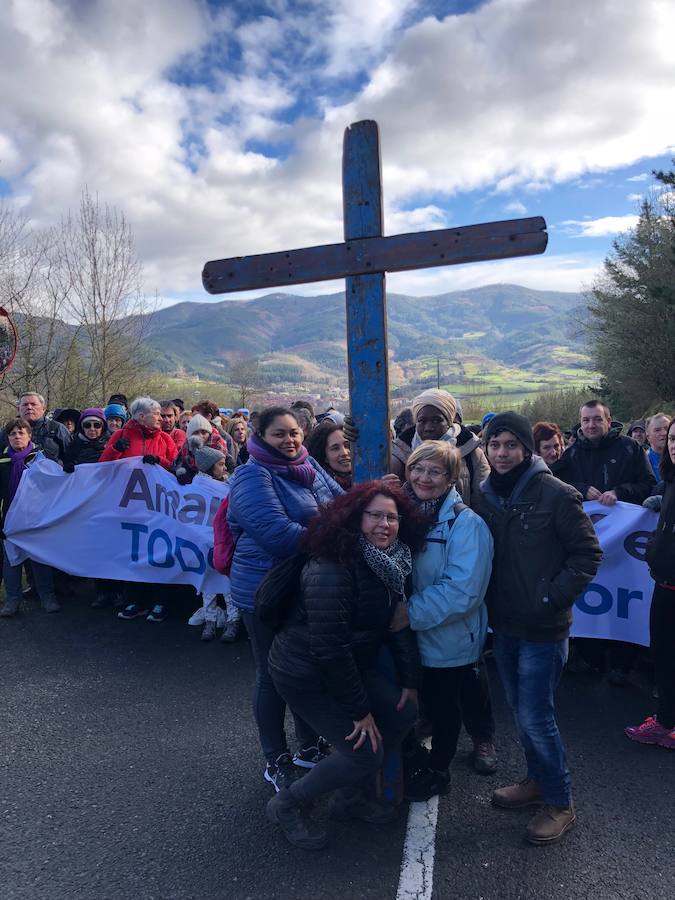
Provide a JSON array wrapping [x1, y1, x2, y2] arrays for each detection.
[[446, 501, 468, 534]]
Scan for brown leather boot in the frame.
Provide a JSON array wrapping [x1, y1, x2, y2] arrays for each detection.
[[492, 777, 543, 809], [525, 803, 576, 844]]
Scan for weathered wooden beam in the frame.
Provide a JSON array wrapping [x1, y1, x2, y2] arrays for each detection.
[[342, 120, 390, 483], [202, 215, 548, 294]]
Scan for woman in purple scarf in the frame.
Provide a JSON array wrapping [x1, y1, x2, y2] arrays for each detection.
[[227, 406, 344, 792], [0, 417, 61, 617]]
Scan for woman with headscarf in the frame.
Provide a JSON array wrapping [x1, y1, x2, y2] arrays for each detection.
[[391, 389, 490, 508]]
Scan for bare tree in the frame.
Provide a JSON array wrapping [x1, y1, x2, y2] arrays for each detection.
[[227, 356, 262, 409], [51, 188, 155, 403]]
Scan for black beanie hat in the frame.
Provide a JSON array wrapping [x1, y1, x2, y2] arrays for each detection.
[[484, 412, 534, 455]]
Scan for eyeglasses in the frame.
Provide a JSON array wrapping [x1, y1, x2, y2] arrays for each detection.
[[409, 464, 449, 479], [363, 510, 402, 525], [82, 421, 104, 430]]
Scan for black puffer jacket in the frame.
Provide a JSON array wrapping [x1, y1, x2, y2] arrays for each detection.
[[474, 457, 603, 642], [646, 479, 675, 586], [268, 555, 421, 721], [553, 423, 655, 504], [63, 431, 111, 470]]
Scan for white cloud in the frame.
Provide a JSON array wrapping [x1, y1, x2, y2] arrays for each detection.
[[626, 173, 650, 182], [504, 201, 527, 215], [562, 215, 640, 237], [626, 193, 643, 202], [0, 0, 674, 301]]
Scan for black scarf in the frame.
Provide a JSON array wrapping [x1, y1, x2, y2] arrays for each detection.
[[488, 456, 531, 498]]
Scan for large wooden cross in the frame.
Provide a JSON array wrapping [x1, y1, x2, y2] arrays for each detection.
[[203, 120, 547, 482]]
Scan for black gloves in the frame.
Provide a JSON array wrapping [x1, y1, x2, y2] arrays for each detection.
[[114, 437, 130, 452], [62, 460, 75, 474], [142, 454, 160, 465]]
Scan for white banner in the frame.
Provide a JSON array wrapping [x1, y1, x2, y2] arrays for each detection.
[[571, 501, 658, 646], [4, 456, 230, 595], [3, 462, 659, 644]]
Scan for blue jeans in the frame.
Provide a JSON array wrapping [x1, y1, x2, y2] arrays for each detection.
[[493, 633, 571, 808]]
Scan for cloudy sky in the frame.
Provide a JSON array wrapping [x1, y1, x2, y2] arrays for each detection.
[[1, 0, 674, 307]]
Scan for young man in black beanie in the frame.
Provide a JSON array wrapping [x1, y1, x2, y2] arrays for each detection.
[[474, 412, 602, 845]]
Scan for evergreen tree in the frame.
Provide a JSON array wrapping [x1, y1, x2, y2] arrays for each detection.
[[587, 164, 675, 417]]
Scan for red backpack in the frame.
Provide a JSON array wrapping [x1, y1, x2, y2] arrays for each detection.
[[213, 496, 237, 576]]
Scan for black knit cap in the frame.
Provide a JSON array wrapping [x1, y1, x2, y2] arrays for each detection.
[[484, 411, 534, 455]]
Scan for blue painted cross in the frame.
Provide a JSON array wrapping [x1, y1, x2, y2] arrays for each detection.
[[203, 120, 548, 482]]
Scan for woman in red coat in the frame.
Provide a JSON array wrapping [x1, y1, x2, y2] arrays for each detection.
[[100, 397, 179, 622], [100, 397, 177, 470]]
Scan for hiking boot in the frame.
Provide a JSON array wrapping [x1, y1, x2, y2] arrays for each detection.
[[472, 738, 498, 774], [293, 737, 331, 769], [492, 777, 543, 809], [220, 621, 240, 643], [201, 620, 217, 642], [146, 604, 168, 623], [266, 789, 327, 851], [658, 728, 675, 750], [404, 766, 450, 802], [118, 603, 149, 620], [330, 787, 397, 824], [41, 596, 61, 613], [264, 753, 299, 792], [0, 597, 21, 617], [525, 803, 576, 844], [625, 715, 671, 746]]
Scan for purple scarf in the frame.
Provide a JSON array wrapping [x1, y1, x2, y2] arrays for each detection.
[[247, 432, 316, 488], [7, 442, 34, 503]]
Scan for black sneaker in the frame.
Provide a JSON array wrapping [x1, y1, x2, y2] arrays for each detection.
[[266, 789, 327, 851], [118, 603, 149, 620], [293, 737, 331, 769], [146, 604, 168, 623], [264, 753, 299, 792], [404, 766, 451, 802]]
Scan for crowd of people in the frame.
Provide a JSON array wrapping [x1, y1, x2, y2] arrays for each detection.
[[1, 388, 673, 852]]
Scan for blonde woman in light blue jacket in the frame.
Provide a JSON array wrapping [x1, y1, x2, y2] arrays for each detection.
[[396, 441, 494, 802]]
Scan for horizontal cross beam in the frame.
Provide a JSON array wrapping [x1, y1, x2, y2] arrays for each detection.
[[202, 216, 547, 295]]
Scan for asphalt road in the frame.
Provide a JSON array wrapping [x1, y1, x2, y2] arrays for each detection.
[[1, 590, 673, 900]]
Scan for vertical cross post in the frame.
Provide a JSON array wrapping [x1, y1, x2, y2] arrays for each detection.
[[342, 121, 391, 483]]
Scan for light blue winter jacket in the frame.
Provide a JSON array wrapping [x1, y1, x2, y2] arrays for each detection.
[[408, 487, 494, 668]]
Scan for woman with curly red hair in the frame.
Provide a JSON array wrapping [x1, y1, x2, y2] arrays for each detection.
[[264, 481, 428, 850]]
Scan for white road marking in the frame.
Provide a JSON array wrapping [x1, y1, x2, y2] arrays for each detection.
[[396, 795, 439, 900]]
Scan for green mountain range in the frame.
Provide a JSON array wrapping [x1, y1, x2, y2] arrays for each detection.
[[146, 283, 593, 401]]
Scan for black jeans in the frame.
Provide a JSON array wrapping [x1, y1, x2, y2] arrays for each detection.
[[651, 584, 675, 729], [242, 612, 317, 765], [423, 664, 474, 771], [272, 667, 417, 806], [459, 655, 496, 742]]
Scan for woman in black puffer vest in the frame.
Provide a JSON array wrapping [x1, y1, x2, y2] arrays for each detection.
[[62, 408, 111, 470], [625, 416, 675, 750], [264, 481, 428, 851]]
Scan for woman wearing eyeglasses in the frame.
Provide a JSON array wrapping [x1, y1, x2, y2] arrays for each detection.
[[394, 441, 494, 802], [264, 482, 427, 850]]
